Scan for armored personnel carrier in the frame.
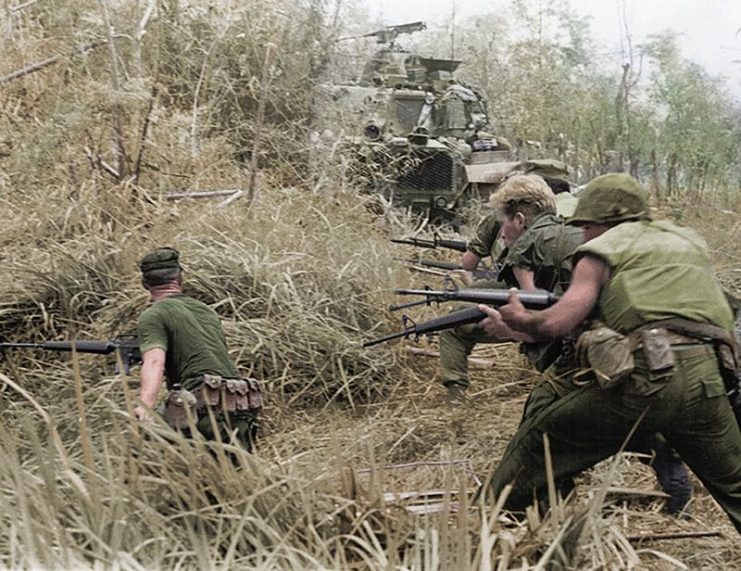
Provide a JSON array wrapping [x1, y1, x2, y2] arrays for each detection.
[[314, 22, 519, 219]]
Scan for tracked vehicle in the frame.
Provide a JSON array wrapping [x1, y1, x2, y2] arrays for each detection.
[[314, 22, 518, 219]]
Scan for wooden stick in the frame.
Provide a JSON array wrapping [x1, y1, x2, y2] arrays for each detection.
[[626, 530, 722, 542], [605, 486, 671, 499], [0, 39, 106, 86], [83, 146, 120, 179], [164, 189, 242, 200], [218, 190, 244, 208]]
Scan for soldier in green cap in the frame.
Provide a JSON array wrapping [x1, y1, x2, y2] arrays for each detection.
[[135, 247, 260, 454], [479, 173, 741, 531]]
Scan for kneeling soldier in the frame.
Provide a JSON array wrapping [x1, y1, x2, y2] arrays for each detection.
[[133, 247, 260, 453]]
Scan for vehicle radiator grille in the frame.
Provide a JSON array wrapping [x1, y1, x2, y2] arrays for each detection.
[[397, 152, 454, 192]]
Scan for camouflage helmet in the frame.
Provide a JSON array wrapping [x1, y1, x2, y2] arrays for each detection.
[[520, 159, 570, 182], [568, 173, 649, 225]]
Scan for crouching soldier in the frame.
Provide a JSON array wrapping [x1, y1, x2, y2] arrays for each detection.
[[133, 247, 260, 454]]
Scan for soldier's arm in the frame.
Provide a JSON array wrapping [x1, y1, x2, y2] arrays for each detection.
[[513, 268, 536, 290], [461, 251, 481, 271], [139, 349, 166, 407], [466, 214, 500, 264], [496, 254, 609, 340], [135, 308, 169, 420]]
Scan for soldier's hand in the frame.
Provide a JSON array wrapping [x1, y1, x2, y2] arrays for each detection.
[[497, 288, 529, 331], [133, 405, 152, 423], [478, 305, 509, 338]]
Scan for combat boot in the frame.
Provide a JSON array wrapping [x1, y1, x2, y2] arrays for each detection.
[[445, 382, 468, 407]]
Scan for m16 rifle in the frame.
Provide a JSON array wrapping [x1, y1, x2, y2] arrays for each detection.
[[0, 334, 141, 374], [390, 233, 467, 252], [364, 288, 559, 347]]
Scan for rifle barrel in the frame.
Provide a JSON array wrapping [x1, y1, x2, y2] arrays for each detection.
[[362, 330, 409, 348], [0, 342, 43, 350], [388, 298, 434, 312], [0, 340, 116, 355], [393, 288, 559, 309]]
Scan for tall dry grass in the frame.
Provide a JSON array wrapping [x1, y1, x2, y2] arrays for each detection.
[[0, 1, 739, 569]]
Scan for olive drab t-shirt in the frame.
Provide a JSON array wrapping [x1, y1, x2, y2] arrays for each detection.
[[137, 295, 240, 390], [576, 220, 735, 334], [499, 213, 584, 294]]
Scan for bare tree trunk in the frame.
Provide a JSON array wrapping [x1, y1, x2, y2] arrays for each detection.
[[666, 152, 678, 197], [650, 148, 661, 204], [245, 43, 276, 207], [190, 26, 230, 160], [615, 63, 630, 172], [99, 0, 128, 180]]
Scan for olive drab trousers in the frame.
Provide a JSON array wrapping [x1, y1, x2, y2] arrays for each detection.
[[487, 344, 741, 532], [518, 377, 693, 514], [439, 279, 505, 388]]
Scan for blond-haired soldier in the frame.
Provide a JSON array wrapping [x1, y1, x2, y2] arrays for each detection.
[[439, 175, 582, 403]]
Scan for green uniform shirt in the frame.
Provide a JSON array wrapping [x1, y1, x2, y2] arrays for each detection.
[[500, 213, 584, 293], [467, 213, 503, 260], [576, 220, 734, 334], [138, 295, 240, 390]]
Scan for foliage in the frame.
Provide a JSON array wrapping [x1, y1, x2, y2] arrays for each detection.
[[0, 1, 740, 569]]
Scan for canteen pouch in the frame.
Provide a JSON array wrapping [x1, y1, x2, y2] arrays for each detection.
[[640, 328, 675, 374], [576, 326, 635, 389], [163, 388, 197, 430]]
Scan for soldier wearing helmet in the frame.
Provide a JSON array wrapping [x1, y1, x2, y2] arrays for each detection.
[[479, 173, 741, 531]]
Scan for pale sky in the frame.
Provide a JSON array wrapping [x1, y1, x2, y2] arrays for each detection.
[[367, 0, 741, 97]]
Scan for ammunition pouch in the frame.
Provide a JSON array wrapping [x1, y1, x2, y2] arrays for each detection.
[[196, 374, 263, 415], [576, 318, 739, 394], [576, 326, 635, 389], [163, 387, 198, 429]]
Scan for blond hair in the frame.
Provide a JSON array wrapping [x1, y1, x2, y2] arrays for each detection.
[[489, 174, 556, 224]]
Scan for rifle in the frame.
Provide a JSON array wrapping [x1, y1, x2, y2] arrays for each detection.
[[390, 233, 467, 253], [393, 287, 559, 307], [0, 334, 141, 374], [364, 289, 559, 347], [395, 258, 497, 280]]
